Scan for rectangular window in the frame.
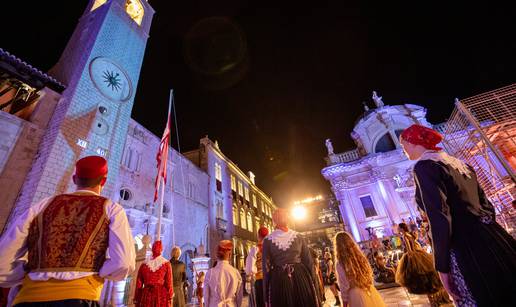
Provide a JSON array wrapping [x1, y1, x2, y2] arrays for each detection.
[[359, 195, 378, 218], [231, 175, 236, 191], [244, 187, 250, 202], [252, 195, 257, 208], [232, 205, 238, 225], [238, 181, 243, 197], [215, 163, 222, 181], [215, 163, 222, 192]]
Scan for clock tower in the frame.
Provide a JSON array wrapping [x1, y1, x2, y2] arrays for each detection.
[[11, 0, 155, 216]]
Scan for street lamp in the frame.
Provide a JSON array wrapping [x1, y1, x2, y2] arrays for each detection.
[[292, 205, 307, 221]]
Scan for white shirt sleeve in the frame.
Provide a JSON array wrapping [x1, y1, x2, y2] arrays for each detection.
[[99, 200, 136, 281], [244, 246, 257, 277], [336, 262, 350, 302], [0, 197, 50, 287]]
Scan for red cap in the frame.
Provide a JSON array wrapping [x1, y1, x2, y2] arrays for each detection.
[[75, 156, 108, 179], [258, 226, 269, 238], [400, 124, 443, 150]]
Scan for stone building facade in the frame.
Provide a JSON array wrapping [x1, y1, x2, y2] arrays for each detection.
[[322, 93, 432, 242], [117, 120, 209, 265], [184, 137, 276, 269]]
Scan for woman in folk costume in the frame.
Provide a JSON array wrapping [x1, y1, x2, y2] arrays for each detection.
[[400, 124, 516, 307], [170, 246, 186, 307], [396, 223, 451, 306], [203, 240, 243, 307], [245, 226, 269, 307], [134, 241, 173, 307], [333, 231, 386, 307], [262, 208, 319, 307]]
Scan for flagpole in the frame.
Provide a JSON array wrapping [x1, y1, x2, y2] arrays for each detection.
[[169, 89, 177, 246], [155, 91, 173, 242], [155, 176, 165, 241]]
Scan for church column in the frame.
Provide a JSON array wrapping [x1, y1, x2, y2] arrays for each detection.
[[338, 190, 361, 242]]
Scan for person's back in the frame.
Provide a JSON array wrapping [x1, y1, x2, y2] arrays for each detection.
[[204, 240, 242, 307], [0, 156, 135, 306]]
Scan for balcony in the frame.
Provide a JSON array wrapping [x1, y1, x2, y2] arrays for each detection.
[[325, 149, 361, 165], [216, 217, 228, 232]]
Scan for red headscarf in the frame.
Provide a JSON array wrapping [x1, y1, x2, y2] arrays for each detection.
[[400, 124, 443, 150], [272, 208, 289, 232], [152, 241, 163, 259], [258, 226, 269, 239]]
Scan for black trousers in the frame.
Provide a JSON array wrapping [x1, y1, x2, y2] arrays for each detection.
[[14, 300, 99, 307], [255, 279, 264, 307]]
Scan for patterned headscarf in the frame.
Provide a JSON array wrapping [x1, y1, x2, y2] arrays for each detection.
[[217, 240, 233, 259], [152, 241, 163, 259], [400, 124, 443, 150]]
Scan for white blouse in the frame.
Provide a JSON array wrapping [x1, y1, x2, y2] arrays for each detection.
[[336, 262, 351, 301]]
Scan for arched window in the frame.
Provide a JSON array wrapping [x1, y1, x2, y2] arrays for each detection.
[[247, 212, 253, 232], [240, 208, 246, 229], [375, 133, 397, 153], [232, 205, 238, 225], [125, 0, 144, 26]]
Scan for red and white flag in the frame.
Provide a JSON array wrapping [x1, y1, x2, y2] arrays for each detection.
[[154, 109, 171, 202]]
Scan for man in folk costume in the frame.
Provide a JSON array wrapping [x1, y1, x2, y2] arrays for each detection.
[[134, 241, 173, 307], [0, 156, 136, 306], [245, 227, 269, 307], [204, 240, 243, 307]]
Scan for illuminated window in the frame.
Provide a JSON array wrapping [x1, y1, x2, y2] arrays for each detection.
[[247, 212, 253, 232], [91, 0, 107, 11], [359, 195, 378, 218], [240, 208, 246, 229], [231, 175, 236, 191], [238, 181, 243, 197], [255, 219, 260, 233], [125, 0, 144, 26], [244, 187, 250, 202], [232, 205, 238, 225], [252, 195, 257, 208], [215, 163, 222, 181], [215, 163, 222, 192]]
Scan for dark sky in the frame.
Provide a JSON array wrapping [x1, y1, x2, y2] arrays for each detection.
[[2, 1, 514, 206]]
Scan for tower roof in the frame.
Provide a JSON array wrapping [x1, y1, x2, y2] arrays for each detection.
[[0, 48, 65, 93]]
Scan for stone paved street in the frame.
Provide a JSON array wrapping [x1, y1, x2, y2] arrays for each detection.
[[189, 285, 434, 307]]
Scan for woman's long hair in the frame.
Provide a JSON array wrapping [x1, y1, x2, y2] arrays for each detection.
[[334, 231, 373, 290]]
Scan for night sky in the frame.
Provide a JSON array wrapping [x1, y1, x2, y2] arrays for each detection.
[[2, 1, 514, 206]]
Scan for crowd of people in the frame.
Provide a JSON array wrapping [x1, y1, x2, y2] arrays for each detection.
[[0, 124, 515, 307]]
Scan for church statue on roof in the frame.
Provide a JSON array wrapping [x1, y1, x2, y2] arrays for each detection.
[[372, 91, 384, 108]]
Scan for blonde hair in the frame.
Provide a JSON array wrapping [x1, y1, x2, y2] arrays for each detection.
[[334, 232, 373, 290], [171, 246, 181, 260]]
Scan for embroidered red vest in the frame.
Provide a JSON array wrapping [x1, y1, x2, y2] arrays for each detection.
[[255, 244, 264, 280], [27, 194, 110, 272]]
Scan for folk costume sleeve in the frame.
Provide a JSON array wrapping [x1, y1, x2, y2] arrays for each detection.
[[414, 160, 452, 273], [0, 197, 50, 287], [245, 246, 257, 277], [336, 262, 350, 302], [164, 262, 173, 300], [261, 238, 271, 304], [99, 201, 136, 281], [235, 271, 243, 307], [203, 269, 211, 306], [134, 263, 144, 304]]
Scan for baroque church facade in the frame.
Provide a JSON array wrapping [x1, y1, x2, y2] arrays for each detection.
[[322, 93, 433, 242]]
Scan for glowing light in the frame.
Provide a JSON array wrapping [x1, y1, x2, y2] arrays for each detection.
[[125, 0, 144, 26], [292, 206, 307, 220], [293, 195, 324, 205]]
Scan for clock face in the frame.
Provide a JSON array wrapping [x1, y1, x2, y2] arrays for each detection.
[[89, 57, 132, 102]]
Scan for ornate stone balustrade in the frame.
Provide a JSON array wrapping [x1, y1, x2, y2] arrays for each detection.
[[326, 149, 361, 165]]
